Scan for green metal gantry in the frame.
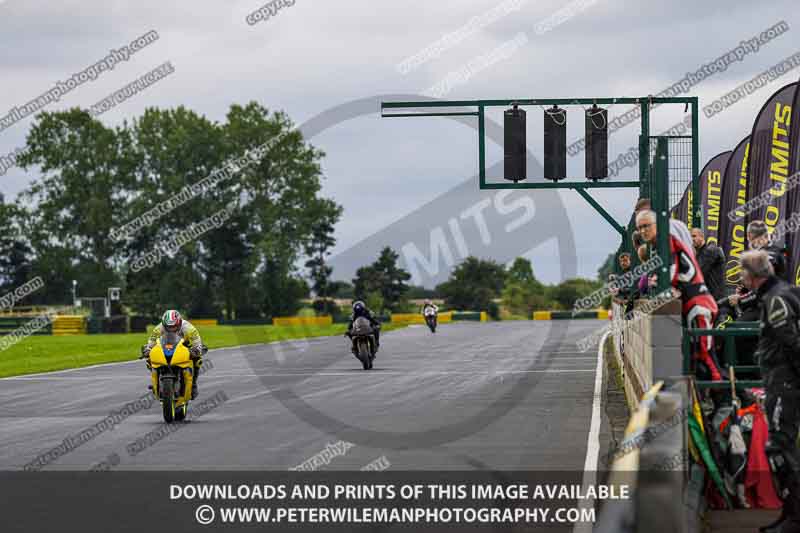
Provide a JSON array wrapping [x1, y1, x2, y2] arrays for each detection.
[[381, 96, 700, 294]]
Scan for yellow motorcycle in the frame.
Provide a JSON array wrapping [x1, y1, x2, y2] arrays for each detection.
[[145, 338, 198, 423]]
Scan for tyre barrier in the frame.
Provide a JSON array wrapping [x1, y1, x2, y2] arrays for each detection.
[[451, 311, 488, 321], [390, 312, 453, 325], [52, 315, 87, 336], [0, 316, 52, 336]]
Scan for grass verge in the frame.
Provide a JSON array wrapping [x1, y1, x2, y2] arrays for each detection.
[[0, 323, 408, 378]]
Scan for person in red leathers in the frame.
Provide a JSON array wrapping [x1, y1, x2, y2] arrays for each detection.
[[636, 209, 723, 381]]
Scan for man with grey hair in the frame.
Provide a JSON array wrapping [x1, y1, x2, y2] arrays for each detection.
[[636, 208, 722, 381], [729, 220, 789, 322], [634, 197, 694, 257], [742, 249, 800, 533]]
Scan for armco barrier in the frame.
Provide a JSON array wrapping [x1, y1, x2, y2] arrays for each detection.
[[451, 311, 488, 321], [129, 315, 154, 333], [87, 316, 129, 334], [532, 309, 607, 320], [217, 318, 270, 326], [190, 319, 218, 327], [272, 315, 333, 327], [0, 316, 53, 336], [391, 312, 453, 324]]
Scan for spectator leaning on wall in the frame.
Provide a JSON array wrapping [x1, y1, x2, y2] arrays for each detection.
[[635, 197, 695, 258], [636, 209, 723, 381]]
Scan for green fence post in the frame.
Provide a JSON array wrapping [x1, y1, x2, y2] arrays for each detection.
[[655, 137, 671, 293], [639, 98, 650, 200], [691, 98, 701, 228]]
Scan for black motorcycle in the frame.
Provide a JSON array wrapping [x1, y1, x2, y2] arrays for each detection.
[[350, 316, 377, 370]]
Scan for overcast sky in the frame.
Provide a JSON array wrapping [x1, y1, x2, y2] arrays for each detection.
[[1, 0, 798, 285]]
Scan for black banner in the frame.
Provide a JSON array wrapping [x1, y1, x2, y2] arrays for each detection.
[[698, 151, 732, 247], [788, 77, 800, 285], [744, 82, 797, 248], [718, 136, 751, 287]]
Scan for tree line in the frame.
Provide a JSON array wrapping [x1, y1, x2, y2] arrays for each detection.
[[0, 102, 605, 320]]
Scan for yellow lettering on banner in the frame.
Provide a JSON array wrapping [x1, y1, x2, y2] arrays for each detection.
[[775, 102, 792, 126], [731, 225, 746, 258], [706, 170, 721, 233], [766, 104, 791, 203], [765, 205, 780, 231]]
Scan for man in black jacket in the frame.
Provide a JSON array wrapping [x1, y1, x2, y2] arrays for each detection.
[[729, 221, 788, 317], [741, 250, 800, 533], [692, 228, 726, 301]]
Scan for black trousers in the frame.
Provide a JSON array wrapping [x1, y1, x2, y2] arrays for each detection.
[[766, 381, 800, 515]]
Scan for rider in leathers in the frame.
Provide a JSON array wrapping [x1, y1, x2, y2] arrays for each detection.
[[345, 301, 381, 354], [742, 250, 800, 533], [421, 299, 438, 316], [140, 310, 205, 399]]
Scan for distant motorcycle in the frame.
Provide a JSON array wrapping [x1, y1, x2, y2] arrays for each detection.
[[350, 316, 377, 370], [424, 307, 437, 333]]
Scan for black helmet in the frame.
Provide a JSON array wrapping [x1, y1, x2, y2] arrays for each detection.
[[352, 300, 365, 312]]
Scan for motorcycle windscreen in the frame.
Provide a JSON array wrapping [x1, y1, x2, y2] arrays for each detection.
[[352, 317, 372, 335], [161, 331, 182, 357]]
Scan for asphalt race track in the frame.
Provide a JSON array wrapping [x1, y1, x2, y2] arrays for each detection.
[[0, 321, 614, 472]]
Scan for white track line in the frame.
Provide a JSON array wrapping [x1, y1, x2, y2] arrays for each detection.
[[573, 331, 608, 533], [0, 359, 141, 380]]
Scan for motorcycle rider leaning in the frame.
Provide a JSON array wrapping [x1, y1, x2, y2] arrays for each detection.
[[345, 301, 381, 353], [740, 250, 800, 533], [140, 310, 205, 399]]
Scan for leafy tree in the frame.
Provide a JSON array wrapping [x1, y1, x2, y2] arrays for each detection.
[[330, 281, 354, 298], [501, 257, 549, 316], [437, 256, 506, 312], [17, 109, 136, 302], [0, 195, 33, 296], [365, 291, 384, 315], [550, 278, 602, 309], [352, 247, 410, 312], [507, 257, 538, 286], [304, 203, 342, 301], [17, 102, 341, 317]]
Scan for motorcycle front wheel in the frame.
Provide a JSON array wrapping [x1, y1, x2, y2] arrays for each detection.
[[162, 380, 175, 423], [358, 339, 371, 370]]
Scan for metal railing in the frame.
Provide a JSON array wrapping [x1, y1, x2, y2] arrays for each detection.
[[682, 321, 762, 389]]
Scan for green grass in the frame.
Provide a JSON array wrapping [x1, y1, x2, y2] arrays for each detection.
[[0, 323, 407, 378]]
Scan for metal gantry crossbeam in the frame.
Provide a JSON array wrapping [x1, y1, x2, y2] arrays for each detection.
[[381, 96, 700, 292]]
